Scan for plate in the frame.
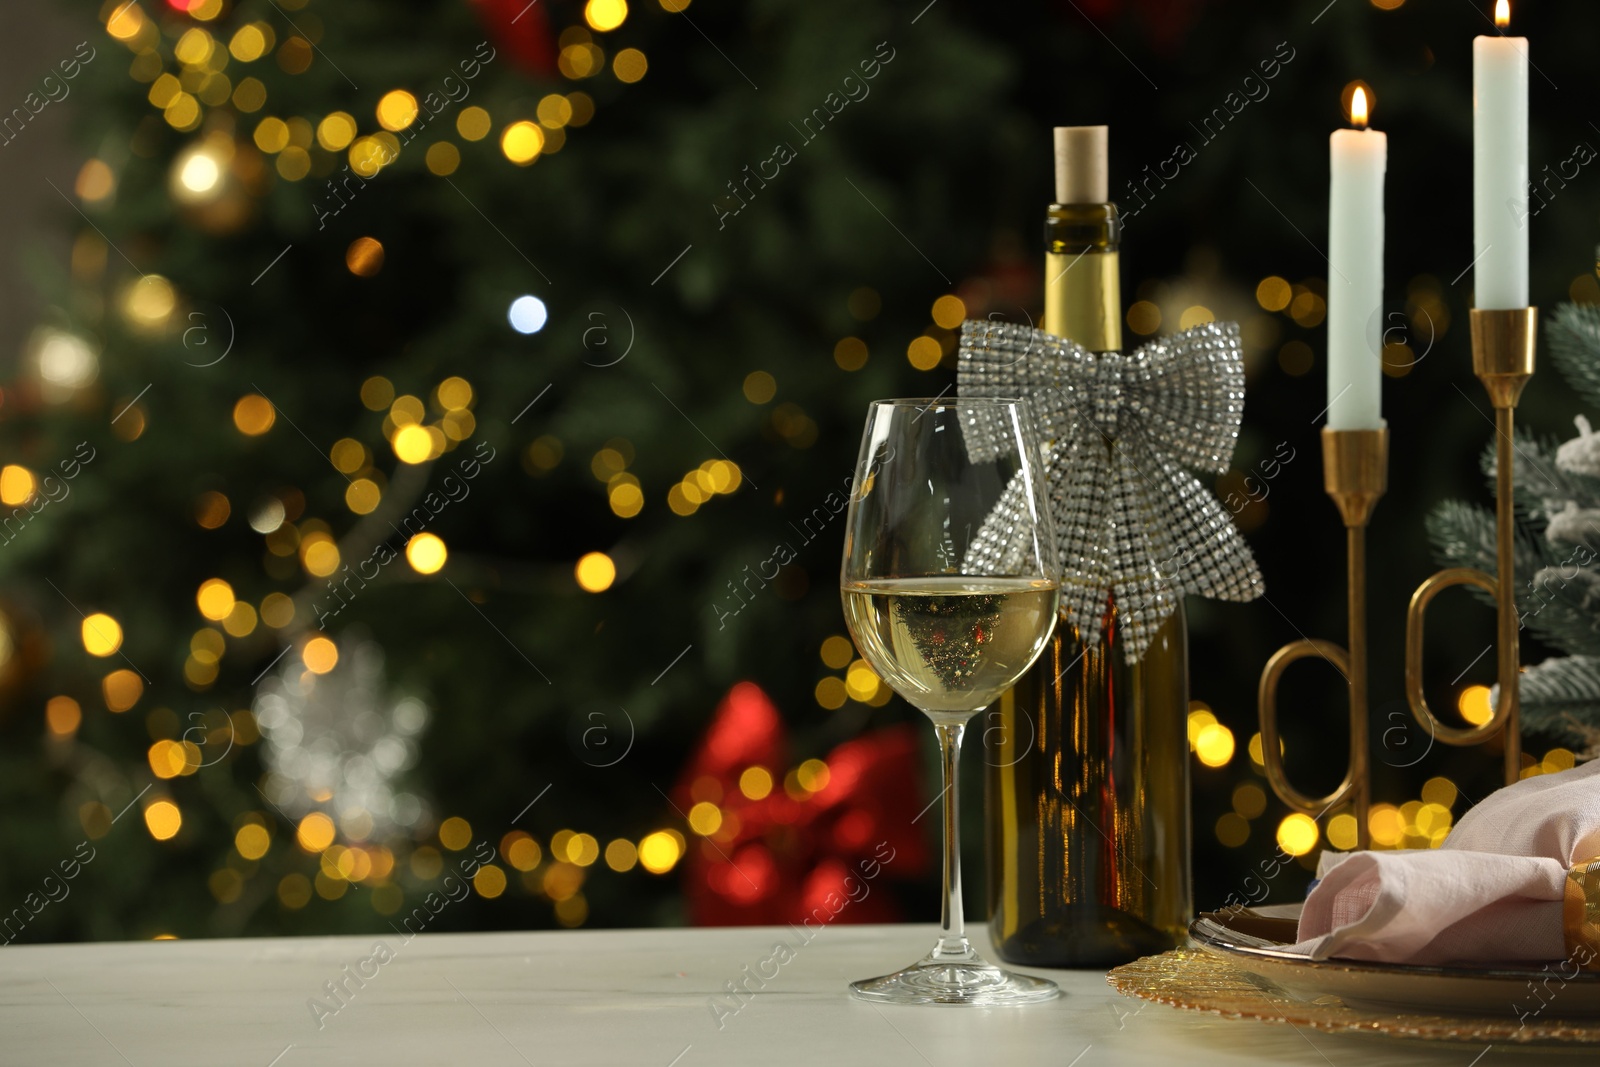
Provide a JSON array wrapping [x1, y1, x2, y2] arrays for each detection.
[[1190, 904, 1600, 1018]]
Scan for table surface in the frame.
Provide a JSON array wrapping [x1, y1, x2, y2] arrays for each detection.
[[0, 923, 1584, 1066]]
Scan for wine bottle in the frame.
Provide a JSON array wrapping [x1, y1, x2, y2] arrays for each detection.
[[984, 126, 1192, 967]]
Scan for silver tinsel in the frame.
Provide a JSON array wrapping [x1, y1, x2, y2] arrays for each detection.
[[958, 317, 1264, 661]]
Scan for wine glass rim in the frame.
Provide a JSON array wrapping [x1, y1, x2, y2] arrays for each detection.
[[868, 396, 1026, 407]]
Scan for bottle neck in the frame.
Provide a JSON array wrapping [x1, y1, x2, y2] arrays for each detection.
[[1043, 203, 1122, 352]]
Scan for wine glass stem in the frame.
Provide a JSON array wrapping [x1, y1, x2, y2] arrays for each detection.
[[931, 719, 974, 961]]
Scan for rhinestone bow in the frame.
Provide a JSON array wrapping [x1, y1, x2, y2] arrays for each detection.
[[958, 318, 1264, 662]]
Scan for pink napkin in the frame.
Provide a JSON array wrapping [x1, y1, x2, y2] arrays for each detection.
[[1291, 758, 1600, 965]]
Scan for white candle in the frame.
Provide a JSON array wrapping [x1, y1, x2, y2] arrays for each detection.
[[1473, 0, 1529, 310], [1326, 88, 1386, 431]]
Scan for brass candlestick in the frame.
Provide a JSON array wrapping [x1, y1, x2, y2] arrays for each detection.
[[1406, 307, 1538, 786], [1259, 426, 1388, 851]]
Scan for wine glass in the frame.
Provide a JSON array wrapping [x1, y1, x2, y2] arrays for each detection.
[[840, 397, 1061, 1005]]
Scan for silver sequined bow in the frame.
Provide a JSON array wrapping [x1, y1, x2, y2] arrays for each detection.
[[958, 318, 1264, 662]]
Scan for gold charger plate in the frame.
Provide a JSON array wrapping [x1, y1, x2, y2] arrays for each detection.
[[1108, 949, 1600, 1045]]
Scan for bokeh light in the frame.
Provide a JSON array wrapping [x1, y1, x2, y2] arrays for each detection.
[[302, 636, 339, 674], [145, 800, 182, 841], [508, 294, 548, 334], [406, 533, 448, 574], [81, 613, 123, 657], [233, 395, 275, 436], [575, 551, 616, 592], [1458, 684, 1493, 726], [1276, 813, 1319, 857], [1194, 723, 1235, 767]]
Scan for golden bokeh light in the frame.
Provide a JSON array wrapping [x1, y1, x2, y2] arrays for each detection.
[[906, 335, 942, 370], [1126, 300, 1161, 335], [1231, 783, 1266, 819], [302, 636, 339, 674], [457, 106, 492, 141], [82, 613, 123, 657], [1276, 813, 1319, 857], [575, 551, 616, 593], [500, 121, 545, 165], [1256, 276, 1292, 311], [930, 294, 965, 329], [232, 77, 267, 112], [345, 236, 385, 277], [376, 90, 420, 131], [361, 376, 395, 411], [316, 111, 358, 151], [1368, 802, 1404, 847], [406, 533, 448, 575], [833, 337, 868, 371], [813, 676, 847, 710], [1215, 812, 1249, 848], [1421, 776, 1458, 808], [473, 864, 507, 898], [391, 424, 433, 464], [425, 142, 460, 176], [439, 816, 472, 851], [796, 758, 831, 793], [687, 801, 722, 836], [1195, 722, 1236, 768], [604, 838, 637, 872], [742, 370, 776, 404], [537, 94, 573, 128], [46, 696, 82, 736], [345, 478, 381, 515], [235, 823, 270, 860], [233, 394, 276, 436], [223, 601, 257, 638], [102, 669, 143, 712], [260, 592, 295, 629], [739, 766, 773, 801], [196, 578, 235, 621], [76, 159, 115, 202], [0, 465, 36, 506], [844, 660, 880, 702], [296, 812, 336, 852], [1327, 812, 1361, 850], [585, 0, 629, 31], [1186, 704, 1216, 746], [229, 23, 274, 62], [144, 800, 182, 842], [195, 491, 230, 529], [613, 48, 647, 83], [509, 837, 544, 871], [1458, 684, 1493, 726], [637, 830, 682, 874], [568, 833, 600, 866], [820, 635, 854, 669]]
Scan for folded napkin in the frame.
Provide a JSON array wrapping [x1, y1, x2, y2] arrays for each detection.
[[1291, 758, 1600, 966]]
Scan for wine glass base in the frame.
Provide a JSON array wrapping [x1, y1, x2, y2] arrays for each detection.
[[849, 955, 1060, 1005]]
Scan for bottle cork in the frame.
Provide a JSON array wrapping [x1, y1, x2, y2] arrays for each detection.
[[1053, 125, 1109, 204]]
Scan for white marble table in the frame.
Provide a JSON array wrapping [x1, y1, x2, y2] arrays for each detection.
[[0, 923, 1579, 1065]]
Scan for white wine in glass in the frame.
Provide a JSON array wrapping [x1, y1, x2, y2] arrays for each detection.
[[840, 397, 1061, 1005]]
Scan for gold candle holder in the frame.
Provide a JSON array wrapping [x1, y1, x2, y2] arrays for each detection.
[[1405, 307, 1538, 786], [1259, 426, 1389, 851]]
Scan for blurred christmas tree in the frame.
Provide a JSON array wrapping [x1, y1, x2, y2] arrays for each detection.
[[0, 0, 1020, 940], [1428, 294, 1600, 757]]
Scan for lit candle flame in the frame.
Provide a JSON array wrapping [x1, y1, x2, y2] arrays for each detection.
[[1495, 0, 1510, 28], [1351, 87, 1369, 129]]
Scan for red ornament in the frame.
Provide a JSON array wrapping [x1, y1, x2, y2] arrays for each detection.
[[673, 682, 931, 926], [468, 0, 557, 78]]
